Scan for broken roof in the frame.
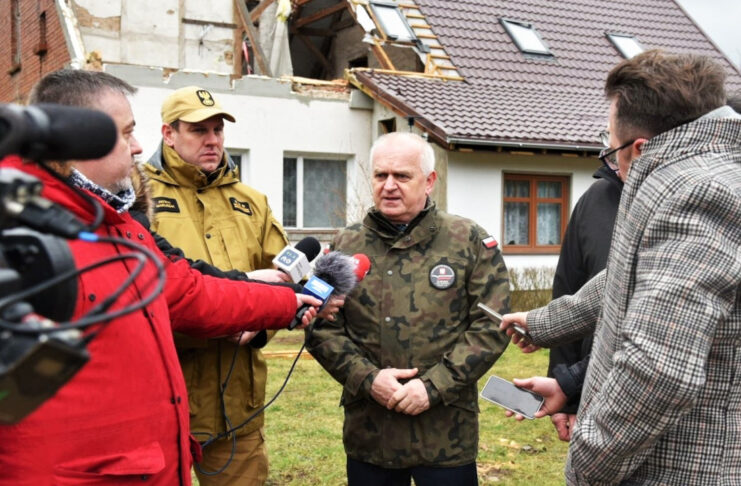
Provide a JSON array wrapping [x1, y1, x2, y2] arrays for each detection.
[[349, 0, 741, 149]]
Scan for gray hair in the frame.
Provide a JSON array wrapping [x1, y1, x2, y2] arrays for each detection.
[[370, 132, 435, 175]]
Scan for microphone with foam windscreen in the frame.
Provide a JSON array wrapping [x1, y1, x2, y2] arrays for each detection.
[[288, 252, 371, 330], [0, 103, 117, 162], [272, 237, 321, 283]]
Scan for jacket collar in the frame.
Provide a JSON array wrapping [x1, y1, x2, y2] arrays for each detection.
[[365, 200, 438, 248], [145, 141, 239, 189]]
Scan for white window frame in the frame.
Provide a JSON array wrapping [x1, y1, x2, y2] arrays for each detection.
[[606, 33, 644, 59], [283, 155, 350, 229], [369, 0, 417, 43], [500, 18, 553, 57], [226, 148, 250, 184]]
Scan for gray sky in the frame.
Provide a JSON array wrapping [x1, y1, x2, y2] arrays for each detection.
[[675, 0, 741, 67]]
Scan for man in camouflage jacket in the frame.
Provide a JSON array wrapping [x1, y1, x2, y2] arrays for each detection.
[[307, 132, 510, 485]]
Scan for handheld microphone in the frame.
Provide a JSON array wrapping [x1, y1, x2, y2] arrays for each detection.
[[0, 103, 117, 162], [272, 237, 321, 283], [288, 252, 370, 330]]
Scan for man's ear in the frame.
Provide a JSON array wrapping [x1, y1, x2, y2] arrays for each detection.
[[631, 138, 647, 159], [161, 124, 175, 147], [425, 170, 437, 195]]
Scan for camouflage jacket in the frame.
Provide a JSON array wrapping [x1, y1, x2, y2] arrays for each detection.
[[307, 204, 510, 468]]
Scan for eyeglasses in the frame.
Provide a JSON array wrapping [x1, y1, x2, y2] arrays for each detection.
[[598, 130, 634, 172]]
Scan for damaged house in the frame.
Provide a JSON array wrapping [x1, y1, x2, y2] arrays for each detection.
[[2, 0, 740, 271]]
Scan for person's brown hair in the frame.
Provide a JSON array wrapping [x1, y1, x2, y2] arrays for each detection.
[[605, 50, 727, 140], [28, 69, 136, 107]]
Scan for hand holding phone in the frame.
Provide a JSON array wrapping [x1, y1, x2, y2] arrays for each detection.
[[480, 375, 544, 419], [477, 302, 532, 345]]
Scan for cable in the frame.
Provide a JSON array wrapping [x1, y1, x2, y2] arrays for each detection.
[[0, 233, 165, 333], [195, 324, 318, 475]]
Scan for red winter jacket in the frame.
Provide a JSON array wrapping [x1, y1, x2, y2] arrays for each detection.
[[0, 157, 297, 485]]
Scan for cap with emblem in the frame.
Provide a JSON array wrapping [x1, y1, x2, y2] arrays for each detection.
[[161, 86, 236, 124]]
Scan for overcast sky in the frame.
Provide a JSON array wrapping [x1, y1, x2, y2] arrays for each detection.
[[675, 0, 741, 67]]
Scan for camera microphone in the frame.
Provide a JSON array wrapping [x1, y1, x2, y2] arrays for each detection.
[[0, 103, 117, 162]]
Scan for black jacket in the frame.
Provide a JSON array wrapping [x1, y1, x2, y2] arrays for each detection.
[[548, 166, 622, 413]]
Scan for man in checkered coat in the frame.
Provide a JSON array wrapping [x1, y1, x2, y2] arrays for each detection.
[[502, 50, 741, 485]]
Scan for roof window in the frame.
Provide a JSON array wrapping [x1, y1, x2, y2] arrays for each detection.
[[369, 1, 417, 43], [606, 33, 644, 58], [500, 19, 552, 57]]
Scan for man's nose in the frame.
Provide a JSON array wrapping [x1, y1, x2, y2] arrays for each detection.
[[204, 130, 219, 145], [383, 176, 397, 190], [130, 135, 143, 156]]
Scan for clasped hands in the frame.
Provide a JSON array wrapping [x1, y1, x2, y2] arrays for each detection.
[[370, 368, 430, 416]]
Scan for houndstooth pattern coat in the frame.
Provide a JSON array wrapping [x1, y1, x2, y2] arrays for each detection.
[[529, 107, 741, 485]]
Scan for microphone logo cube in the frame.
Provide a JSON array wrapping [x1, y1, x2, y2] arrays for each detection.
[[302, 276, 334, 306]]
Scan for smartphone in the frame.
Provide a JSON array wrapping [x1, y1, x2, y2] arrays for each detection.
[[480, 375, 544, 419], [476, 302, 532, 344]]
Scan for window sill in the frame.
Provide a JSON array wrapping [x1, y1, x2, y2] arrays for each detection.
[[502, 246, 561, 255]]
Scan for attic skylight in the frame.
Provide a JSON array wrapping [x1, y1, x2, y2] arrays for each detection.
[[606, 33, 644, 58], [501, 19, 552, 57], [369, 0, 417, 43]]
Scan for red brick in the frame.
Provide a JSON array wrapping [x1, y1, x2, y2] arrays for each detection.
[[0, 0, 71, 104]]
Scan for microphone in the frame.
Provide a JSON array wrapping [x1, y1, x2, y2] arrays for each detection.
[[0, 103, 117, 162], [272, 236, 321, 283], [288, 252, 371, 330]]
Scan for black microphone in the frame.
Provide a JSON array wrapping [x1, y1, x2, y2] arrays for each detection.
[[272, 237, 321, 283], [288, 251, 369, 330], [0, 103, 117, 162]]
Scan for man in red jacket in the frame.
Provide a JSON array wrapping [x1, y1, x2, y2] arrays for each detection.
[[0, 69, 320, 485]]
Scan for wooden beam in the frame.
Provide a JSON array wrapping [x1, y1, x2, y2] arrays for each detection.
[[370, 40, 395, 70], [296, 34, 333, 73], [250, 0, 276, 24], [294, 0, 317, 6], [293, 2, 347, 29], [289, 18, 355, 36], [234, 0, 271, 76]]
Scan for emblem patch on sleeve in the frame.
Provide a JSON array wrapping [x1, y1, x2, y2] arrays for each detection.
[[482, 236, 498, 249], [429, 264, 456, 290], [153, 197, 180, 213], [230, 197, 253, 215]]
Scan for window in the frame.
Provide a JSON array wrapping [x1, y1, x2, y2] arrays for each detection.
[[606, 33, 643, 59], [283, 156, 347, 228], [369, 1, 417, 43], [9, 0, 21, 73], [500, 19, 552, 57], [228, 150, 249, 183], [35, 11, 48, 56], [502, 174, 569, 253]]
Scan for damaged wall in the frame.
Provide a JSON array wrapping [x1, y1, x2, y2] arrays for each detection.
[[72, 0, 237, 73]]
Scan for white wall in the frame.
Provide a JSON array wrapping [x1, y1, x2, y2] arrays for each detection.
[[447, 150, 599, 271], [109, 66, 373, 225]]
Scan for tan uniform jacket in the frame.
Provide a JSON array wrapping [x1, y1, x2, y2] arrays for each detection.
[[144, 143, 288, 437]]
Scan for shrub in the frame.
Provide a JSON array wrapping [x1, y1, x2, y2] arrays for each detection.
[[508, 266, 554, 312]]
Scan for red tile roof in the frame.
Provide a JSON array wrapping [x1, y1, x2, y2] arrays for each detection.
[[352, 0, 741, 148]]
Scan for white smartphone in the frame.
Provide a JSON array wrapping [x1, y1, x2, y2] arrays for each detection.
[[480, 375, 544, 419], [476, 302, 532, 344]]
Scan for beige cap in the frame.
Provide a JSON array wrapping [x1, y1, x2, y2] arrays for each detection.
[[161, 86, 236, 124]]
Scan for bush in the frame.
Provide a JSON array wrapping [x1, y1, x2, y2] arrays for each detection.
[[508, 267, 554, 312]]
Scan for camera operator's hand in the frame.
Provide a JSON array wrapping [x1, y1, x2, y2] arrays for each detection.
[[246, 268, 291, 283]]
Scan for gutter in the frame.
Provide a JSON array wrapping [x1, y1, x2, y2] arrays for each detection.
[[447, 137, 602, 153]]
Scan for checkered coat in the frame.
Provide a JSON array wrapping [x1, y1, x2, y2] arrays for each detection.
[[529, 109, 741, 485]]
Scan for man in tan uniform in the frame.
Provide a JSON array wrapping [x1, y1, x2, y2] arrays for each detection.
[[144, 86, 289, 485]]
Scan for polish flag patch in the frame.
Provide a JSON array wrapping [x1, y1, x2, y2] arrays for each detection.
[[482, 236, 498, 249]]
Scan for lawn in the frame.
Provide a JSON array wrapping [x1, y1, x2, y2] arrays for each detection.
[[254, 332, 568, 485]]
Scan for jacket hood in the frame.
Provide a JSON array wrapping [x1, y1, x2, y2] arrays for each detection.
[[145, 140, 240, 189], [1, 156, 125, 227]]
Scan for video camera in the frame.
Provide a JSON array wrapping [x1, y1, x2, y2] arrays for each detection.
[[0, 102, 124, 424]]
